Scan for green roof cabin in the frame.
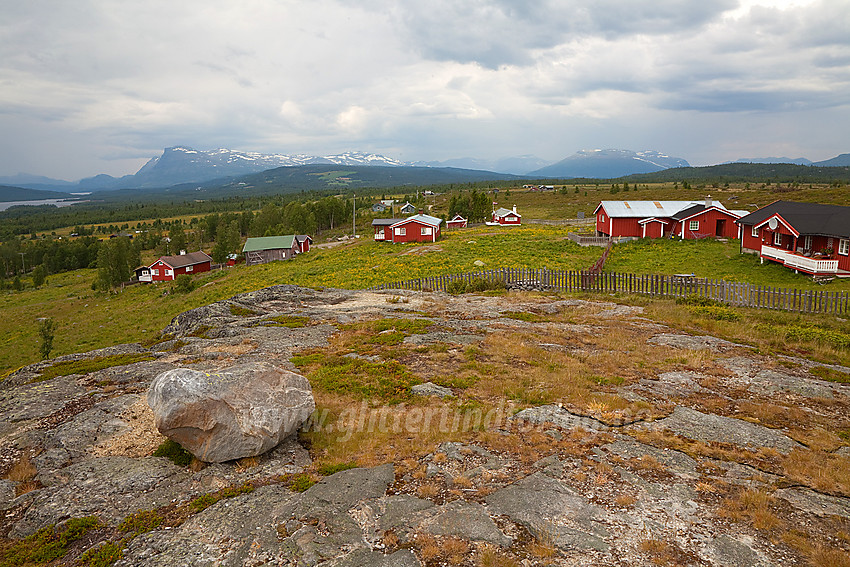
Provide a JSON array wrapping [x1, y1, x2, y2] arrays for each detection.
[[242, 235, 310, 266]]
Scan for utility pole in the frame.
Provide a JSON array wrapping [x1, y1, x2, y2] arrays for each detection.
[[352, 193, 356, 237], [18, 252, 26, 274]]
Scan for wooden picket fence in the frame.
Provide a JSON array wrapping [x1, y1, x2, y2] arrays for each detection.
[[368, 268, 850, 315]]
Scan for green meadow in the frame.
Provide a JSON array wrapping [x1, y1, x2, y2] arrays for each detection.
[[2, 224, 849, 376]]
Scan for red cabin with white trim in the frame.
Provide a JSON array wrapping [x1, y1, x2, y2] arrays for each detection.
[[491, 205, 521, 225], [736, 201, 850, 277], [147, 251, 212, 282], [372, 214, 443, 243], [595, 198, 747, 240]]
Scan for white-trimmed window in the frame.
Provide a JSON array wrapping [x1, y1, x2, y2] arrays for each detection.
[[751, 226, 759, 237], [152, 269, 159, 276], [186, 265, 193, 272], [804, 235, 812, 250], [600, 214, 605, 222], [839, 239, 849, 256], [773, 232, 782, 246], [376, 228, 385, 239], [165, 269, 173, 276], [689, 220, 699, 231], [421, 226, 432, 235], [394, 227, 406, 236]]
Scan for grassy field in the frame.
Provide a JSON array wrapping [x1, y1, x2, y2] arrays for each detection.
[[3, 223, 850, 376]]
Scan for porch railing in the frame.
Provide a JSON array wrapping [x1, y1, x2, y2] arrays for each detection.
[[761, 244, 838, 274]]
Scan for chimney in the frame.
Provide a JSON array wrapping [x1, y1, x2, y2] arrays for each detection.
[[513, 204, 517, 214], [179, 249, 186, 255], [705, 195, 712, 208]]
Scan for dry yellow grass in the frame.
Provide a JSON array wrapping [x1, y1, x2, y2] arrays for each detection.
[[415, 533, 441, 561], [5, 453, 36, 483], [444, 537, 469, 564], [615, 494, 638, 507], [718, 488, 782, 532], [477, 544, 520, 567], [417, 483, 440, 498], [781, 449, 850, 497]]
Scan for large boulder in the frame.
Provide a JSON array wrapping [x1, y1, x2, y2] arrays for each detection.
[[147, 362, 315, 462]]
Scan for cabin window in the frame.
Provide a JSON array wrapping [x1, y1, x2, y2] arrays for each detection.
[[166, 269, 173, 276], [751, 226, 758, 237], [773, 232, 782, 246], [839, 239, 849, 256], [186, 265, 193, 272], [152, 269, 159, 276], [600, 214, 605, 222], [395, 227, 406, 236], [376, 228, 385, 238], [804, 235, 812, 250], [421, 226, 432, 236], [689, 220, 699, 231]]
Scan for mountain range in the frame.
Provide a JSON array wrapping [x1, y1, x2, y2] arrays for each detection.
[[0, 147, 848, 197]]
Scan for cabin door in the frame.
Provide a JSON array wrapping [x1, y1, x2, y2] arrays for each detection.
[[715, 219, 726, 237]]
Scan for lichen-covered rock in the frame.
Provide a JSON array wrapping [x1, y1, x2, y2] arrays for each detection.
[[638, 406, 804, 454], [147, 362, 314, 462]]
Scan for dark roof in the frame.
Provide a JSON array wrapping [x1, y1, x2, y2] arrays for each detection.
[[671, 204, 742, 221], [295, 235, 312, 243], [735, 200, 850, 238], [155, 251, 212, 269], [671, 204, 707, 221], [372, 218, 405, 226]]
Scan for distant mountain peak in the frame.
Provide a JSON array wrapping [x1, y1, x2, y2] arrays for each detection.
[[81, 147, 408, 190], [530, 149, 689, 178]]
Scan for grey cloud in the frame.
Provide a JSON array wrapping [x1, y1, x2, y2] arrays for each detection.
[[380, 0, 736, 68]]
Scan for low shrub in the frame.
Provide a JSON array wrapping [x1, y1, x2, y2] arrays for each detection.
[[79, 541, 123, 567], [35, 353, 155, 382], [118, 510, 163, 536], [152, 439, 193, 467], [786, 325, 850, 350], [259, 314, 310, 328], [172, 274, 196, 294], [228, 304, 257, 316], [288, 473, 317, 492], [447, 277, 506, 294], [676, 294, 721, 307], [291, 353, 419, 404], [0, 516, 101, 567], [316, 462, 357, 476], [810, 366, 850, 383], [189, 482, 254, 513], [688, 305, 741, 321]]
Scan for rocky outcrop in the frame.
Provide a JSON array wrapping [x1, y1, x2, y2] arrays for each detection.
[[147, 362, 314, 462], [0, 284, 847, 566]]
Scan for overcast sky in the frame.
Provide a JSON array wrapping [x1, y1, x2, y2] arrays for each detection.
[[1, 0, 848, 180]]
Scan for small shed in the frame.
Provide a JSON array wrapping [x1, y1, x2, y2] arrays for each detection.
[[446, 214, 468, 229], [242, 236, 299, 266], [295, 235, 312, 253]]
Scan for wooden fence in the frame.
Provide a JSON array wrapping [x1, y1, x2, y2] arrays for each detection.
[[368, 268, 850, 315], [566, 233, 636, 247]]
